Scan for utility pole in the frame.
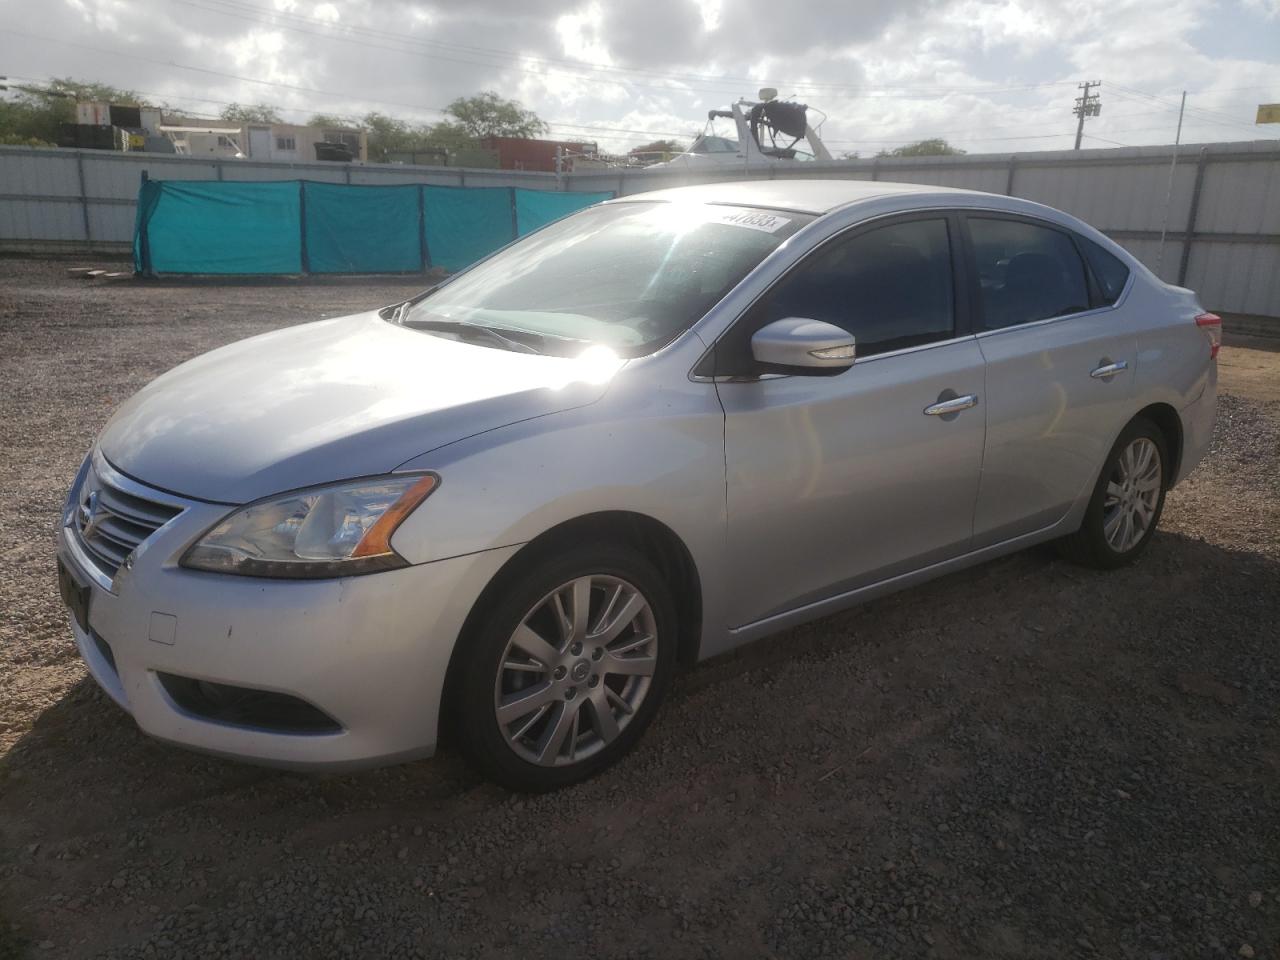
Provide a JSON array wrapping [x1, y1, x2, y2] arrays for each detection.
[[1156, 90, 1188, 275], [1073, 81, 1102, 150]]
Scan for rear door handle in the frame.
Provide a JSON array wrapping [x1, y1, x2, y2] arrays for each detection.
[[1090, 360, 1129, 379], [923, 394, 978, 416]]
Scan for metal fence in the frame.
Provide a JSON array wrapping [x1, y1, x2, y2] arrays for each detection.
[[0, 147, 557, 256], [2, 140, 1277, 318]]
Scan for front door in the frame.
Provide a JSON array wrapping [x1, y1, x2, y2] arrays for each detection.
[[714, 215, 987, 629]]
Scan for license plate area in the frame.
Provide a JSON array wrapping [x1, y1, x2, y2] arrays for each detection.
[[57, 556, 91, 632]]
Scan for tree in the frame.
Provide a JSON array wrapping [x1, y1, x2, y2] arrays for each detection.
[[220, 103, 283, 124], [357, 103, 540, 162], [443, 91, 547, 139], [0, 77, 150, 145], [629, 139, 683, 156], [360, 111, 418, 160], [876, 138, 966, 158], [306, 113, 349, 129], [418, 119, 475, 152]]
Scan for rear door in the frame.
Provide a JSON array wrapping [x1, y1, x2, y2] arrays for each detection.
[[715, 213, 987, 628], [963, 213, 1137, 548]]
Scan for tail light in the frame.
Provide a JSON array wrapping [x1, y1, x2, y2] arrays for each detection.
[[1195, 312, 1221, 359]]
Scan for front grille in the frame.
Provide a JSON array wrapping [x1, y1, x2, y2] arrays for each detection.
[[72, 464, 183, 580]]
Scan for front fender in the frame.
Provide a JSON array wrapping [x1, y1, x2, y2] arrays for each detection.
[[388, 370, 730, 654]]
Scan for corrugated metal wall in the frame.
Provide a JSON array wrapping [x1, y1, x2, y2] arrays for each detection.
[[2, 140, 1277, 317]]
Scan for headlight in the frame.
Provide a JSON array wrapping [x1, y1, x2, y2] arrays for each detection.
[[182, 474, 438, 578]]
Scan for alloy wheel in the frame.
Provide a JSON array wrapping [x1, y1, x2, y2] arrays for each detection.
[[493, 575, 658, 767], [1103, 436, 1162, 553]]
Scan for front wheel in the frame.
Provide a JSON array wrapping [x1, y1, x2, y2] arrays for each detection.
[[451, 544, 676, 792], [1059, 417, 1169, 568]]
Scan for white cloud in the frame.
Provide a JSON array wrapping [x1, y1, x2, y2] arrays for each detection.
[[556, 3, 612, 63], [2, 0, 1273, 152], [62, 0, 129, 33], [1241, 0, 1279, 16]]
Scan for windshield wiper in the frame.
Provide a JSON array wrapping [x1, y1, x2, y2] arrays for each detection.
[[400, 317, 543, 355]]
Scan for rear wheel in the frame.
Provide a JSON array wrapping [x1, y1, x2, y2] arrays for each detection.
[[1059, 417, 1168, 568], [451, 543, 675, 792]]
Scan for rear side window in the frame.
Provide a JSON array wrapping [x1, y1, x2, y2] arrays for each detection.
[[753, 218, 955, 358], [968, 218, 1091, 329], [1078, 235, 1131, 305]]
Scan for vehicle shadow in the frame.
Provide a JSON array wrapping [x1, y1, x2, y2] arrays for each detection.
[[1, 529, 1277, 957], [3, 529, 1275, 820]]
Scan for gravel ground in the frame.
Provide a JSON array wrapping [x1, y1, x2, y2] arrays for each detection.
[[1, 258, 1277, 960]]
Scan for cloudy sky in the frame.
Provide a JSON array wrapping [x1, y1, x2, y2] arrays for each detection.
[[1, 0, 1277, 155]]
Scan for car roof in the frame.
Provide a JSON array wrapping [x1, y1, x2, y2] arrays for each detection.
[[612, 179, 980, 215]]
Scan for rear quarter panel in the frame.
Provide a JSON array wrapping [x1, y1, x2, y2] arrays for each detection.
[[1126, 280, 1217, 482]]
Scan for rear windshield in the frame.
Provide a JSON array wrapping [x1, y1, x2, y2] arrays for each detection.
[[404, 201, 812, 356]]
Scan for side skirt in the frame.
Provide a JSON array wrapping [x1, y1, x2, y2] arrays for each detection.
[[710, 510, 1082, 655]]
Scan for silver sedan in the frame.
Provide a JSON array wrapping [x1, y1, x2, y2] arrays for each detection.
[[57, 180, 1218, 791]]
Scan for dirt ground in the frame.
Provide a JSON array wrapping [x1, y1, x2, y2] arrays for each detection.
[[1, 258, 1277, 960]]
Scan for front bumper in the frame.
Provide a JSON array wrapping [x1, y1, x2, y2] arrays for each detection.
[[58, 482, 519, 772]]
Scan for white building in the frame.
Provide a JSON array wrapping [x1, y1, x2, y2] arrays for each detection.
[[160, 120, 368, 163]]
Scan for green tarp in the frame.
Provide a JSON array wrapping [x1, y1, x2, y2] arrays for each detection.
[[422, 186, 514, 273], [138, 180, 302, 275], [304, 181, 423, 274], [516, 188, 612, 235], [133, 178, 613, 276]]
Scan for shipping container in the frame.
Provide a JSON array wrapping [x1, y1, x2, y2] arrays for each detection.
[[480, 137, 598, 172]]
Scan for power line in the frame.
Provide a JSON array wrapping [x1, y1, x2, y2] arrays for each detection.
[[0, 29, 1110, 148], [817, 107, 1175, 144], [6, 75, 1264, 152], [0, 36, 697, 144], [6, 34, 1272, 153], [1195, 84, 1278, 93], [0, 28, 454, 115], [1083, 133, 1131, 147], [167, 0, 1084, 100], [1106, 83, 1261, 133]]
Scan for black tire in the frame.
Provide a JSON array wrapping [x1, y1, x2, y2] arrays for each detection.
[[1058, 416, 1169, 569], [450, 542, 677, 792]]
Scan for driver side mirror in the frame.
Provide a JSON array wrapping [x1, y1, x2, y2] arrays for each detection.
[[750, 318, 856, 375]]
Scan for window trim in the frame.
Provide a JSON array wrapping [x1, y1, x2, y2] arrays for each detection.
[[699, 209, 973, 379], [1075, 232, 1134, 308], [957, 211, 1134, 337]]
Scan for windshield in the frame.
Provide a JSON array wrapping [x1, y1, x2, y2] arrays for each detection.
[[402, 201, 812, 356]]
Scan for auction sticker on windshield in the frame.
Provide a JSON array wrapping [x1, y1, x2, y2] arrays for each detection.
[[717, 210, 792, 234]]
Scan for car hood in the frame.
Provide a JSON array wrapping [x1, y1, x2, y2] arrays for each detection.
[[98, 311, 624, 504]]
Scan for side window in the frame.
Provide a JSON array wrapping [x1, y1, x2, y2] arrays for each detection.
[[968, 218, 1091, 329], [1077, 235, 1131, 306], [754, 218, 955, 358]]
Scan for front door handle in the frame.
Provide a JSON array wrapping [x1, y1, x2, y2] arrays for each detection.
[[923, 394, 978, 417], [1090, 360, 1129, 379]]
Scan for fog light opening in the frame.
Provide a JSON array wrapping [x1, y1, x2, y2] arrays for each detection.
[[157, 673, 341, 734]]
